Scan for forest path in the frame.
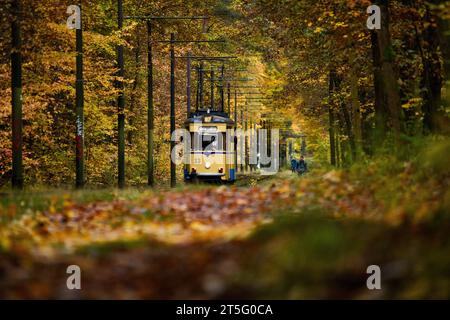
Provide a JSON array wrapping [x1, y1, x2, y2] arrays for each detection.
[[0, 171, 292, 298], [1, 167, 449, 299]]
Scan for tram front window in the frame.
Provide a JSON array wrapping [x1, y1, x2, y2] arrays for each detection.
[[192, 133, 223, 151]]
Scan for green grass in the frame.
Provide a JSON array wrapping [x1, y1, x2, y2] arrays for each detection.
[[75, 238, 154, 256]]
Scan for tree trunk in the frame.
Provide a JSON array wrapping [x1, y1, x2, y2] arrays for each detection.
[[331, 70, 356, 162], [371, 0, 404, 142], [433, 1, 450, 81], [437, 14, 450, 134], [440, 35, 450, 87], [329, 70, 336, 166], [335, 131, 341, 168], [417, 2, 448, 134], [370, 29, 386, 142], [340, 101, 357, 162], [128, 36, 140, 145], [359, 87, 374, 155], [349, 55, 362, 150]]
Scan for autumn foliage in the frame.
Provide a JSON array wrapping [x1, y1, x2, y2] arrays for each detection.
[[0, 0, 449, 300]]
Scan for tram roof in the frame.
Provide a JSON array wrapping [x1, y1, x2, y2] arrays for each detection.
[[186, 111, 235, 125]]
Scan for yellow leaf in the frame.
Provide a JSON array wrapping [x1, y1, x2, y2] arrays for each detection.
[[314, 27, 323, 33]]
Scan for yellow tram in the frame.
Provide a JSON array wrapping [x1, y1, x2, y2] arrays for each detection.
[[184, 110, 236, 183]]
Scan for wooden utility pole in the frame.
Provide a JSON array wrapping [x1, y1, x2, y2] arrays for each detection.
[[11, 0, 23, 190], [186, 52, 191, 118], [249, 118, 253, 172], [195, 65, 200, 111], [227, 82, 231, 114], [170, 33, 176, 188], [220, 64, 225, 112], [254, 122, 257, 170], [234, 89, 238, 122], [117, 0, 125, 188], [240, 108, 244, 172], [210, 67, 214, 109], [244, 106, 248, 172], [75, 4, 85, 188], [199, 62, 204, 109], [234, 89, 238, 171], [147, 20, 154, 186]]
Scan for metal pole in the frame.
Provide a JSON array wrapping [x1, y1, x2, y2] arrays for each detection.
[[249, 118, 253, 172], [186, 51, 191, 118], [253, 121, 259, 170], [220, 64, 224, 112], [75, 3, 84, 188], [11, 0, 23, 190], [199, 62, 204, 109], [147, 20, 154, 186], [234, 89, 237, 122], [210, 67, 214, 110], [261, 120, 265, 169], [234, 89, 238, 172], [117, 0, 125, 188], [245, 109, 248, 172], [268, 120, 271, 163], [170, 33, 176, 188], [227, 82, 231, 114], [240, 108, 244, 172], [195, 65, 199, 112], [288, 140, 292, 161]]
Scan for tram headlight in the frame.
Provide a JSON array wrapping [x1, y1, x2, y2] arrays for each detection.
[[205, 162, 211, 169]]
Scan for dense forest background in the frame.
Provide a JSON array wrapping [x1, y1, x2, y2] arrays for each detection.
[[0, 0, 449, 187], [1, 0, 450, 300]]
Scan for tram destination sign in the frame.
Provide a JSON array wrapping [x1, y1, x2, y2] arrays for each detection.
[[198, 126, 218, 133]]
